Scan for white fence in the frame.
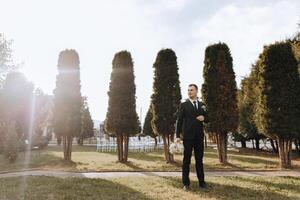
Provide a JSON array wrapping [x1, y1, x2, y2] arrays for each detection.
[[96, 136, 164, 152]]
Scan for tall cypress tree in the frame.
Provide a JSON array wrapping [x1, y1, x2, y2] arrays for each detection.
[[143, 105, 158, 147], [77, 97, 94, 145], [256, 42, 300, 168], [53, 49, 82, 161], [291, 32, 300, 154], [232, 89, 248, 148], [105, 50, 139, 163], [202, 43, 238, 164], [238, 65, 264, 150], [151, 49, 181, 163]]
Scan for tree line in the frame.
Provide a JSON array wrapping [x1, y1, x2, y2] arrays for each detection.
[[0, 30, 299, 168]]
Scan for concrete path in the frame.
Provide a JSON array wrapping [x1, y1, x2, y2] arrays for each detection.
[[1, 170, 300, 179]]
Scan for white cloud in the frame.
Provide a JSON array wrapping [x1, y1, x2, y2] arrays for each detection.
[[141, 0, 189, 15], [188, 1, 300, 83]]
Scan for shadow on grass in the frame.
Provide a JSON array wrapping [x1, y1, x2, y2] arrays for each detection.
[[206, 146, 279, 159], [0, 151, 78, 172], [0, 176, 152, 200], [229, 154, 278, 166], [233, 176, 300, 194], [100, 150, 165, 162], [162, 176, 297, 200], [118, 159, 182, 172], [221, 162, 244, 170], [46, 145, 97, 152], [122, 161, 144, 171], [229, 147, 278, 157], [204, 147, 279, 169]]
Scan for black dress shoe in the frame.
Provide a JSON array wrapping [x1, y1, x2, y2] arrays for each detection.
[[199, 182, 207, 188], [183, 185, 190, 191]]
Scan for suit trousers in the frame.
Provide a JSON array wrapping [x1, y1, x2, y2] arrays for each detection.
[[182, 134, 204, 186]]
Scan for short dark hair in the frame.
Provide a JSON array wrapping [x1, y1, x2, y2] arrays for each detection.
[[188, 84, 198, 90]]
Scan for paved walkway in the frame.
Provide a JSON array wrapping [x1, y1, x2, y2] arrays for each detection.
[[1, 170, 300, 179]]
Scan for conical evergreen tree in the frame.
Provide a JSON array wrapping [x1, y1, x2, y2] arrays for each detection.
[[256, 41, 300, 168], [143, 105, 158, 147], [77, 97, 94, 145], [202, 43, 238, 164], [151, 49, 181, 163], [238, 64, 264, 150], [105, 50, 140, 162], [53, 49, 82, 161]]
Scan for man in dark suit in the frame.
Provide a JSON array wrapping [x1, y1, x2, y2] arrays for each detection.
[[175, 84, 208, 191]]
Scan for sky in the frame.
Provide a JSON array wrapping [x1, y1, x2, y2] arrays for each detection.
[[0, 0, 299, 123]]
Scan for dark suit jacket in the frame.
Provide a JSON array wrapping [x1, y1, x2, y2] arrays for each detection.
[[175, 99, 208, 140]]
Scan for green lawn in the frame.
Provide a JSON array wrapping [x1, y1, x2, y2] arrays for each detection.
[[0, 176, 299, 200], [0, 145, 300, 172]]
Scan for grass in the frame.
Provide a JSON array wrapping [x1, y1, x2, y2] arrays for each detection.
[[0, 176, 299, 200], [0, 145, 300, 172]]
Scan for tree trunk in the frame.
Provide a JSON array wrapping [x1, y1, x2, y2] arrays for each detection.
[[80, 136, 84, 146], [295, 139, 300, 157], [209, 133, 217, 143], [216, 132, 228, 164], [63, 136, 67, 160], [204, 133, 208, 148], [275, 140, 279, 152], [154, 137, 157, 148], [77, 137, 83, 146], [57, 136, 62, 145], [62, 136, 72, 161], [251, 140, 255, 149], [241, 140, 246, 148], [116, 134, 124, 162], [116, 134, 121, 162], [162, 135, 171, 163], [269, 139, 278, 153], [294, 140, 299, 150], [255, 138, 260, 151], [168, 134, 174, 163], [123, 134, 129, 162], [67, 136, 72, 161], [277, 137, 292, 169]]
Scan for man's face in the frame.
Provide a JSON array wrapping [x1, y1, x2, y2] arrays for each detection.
[[188, 86, 198, 99]]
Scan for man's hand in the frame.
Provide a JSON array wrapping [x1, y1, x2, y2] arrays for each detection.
[[196, 115, 205, 122], [175, 137, 181, 143]]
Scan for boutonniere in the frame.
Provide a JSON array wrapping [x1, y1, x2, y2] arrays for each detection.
[[201, 105, 206, 111]]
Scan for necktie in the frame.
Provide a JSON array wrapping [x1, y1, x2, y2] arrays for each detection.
[[193, 101, 197, 109]]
